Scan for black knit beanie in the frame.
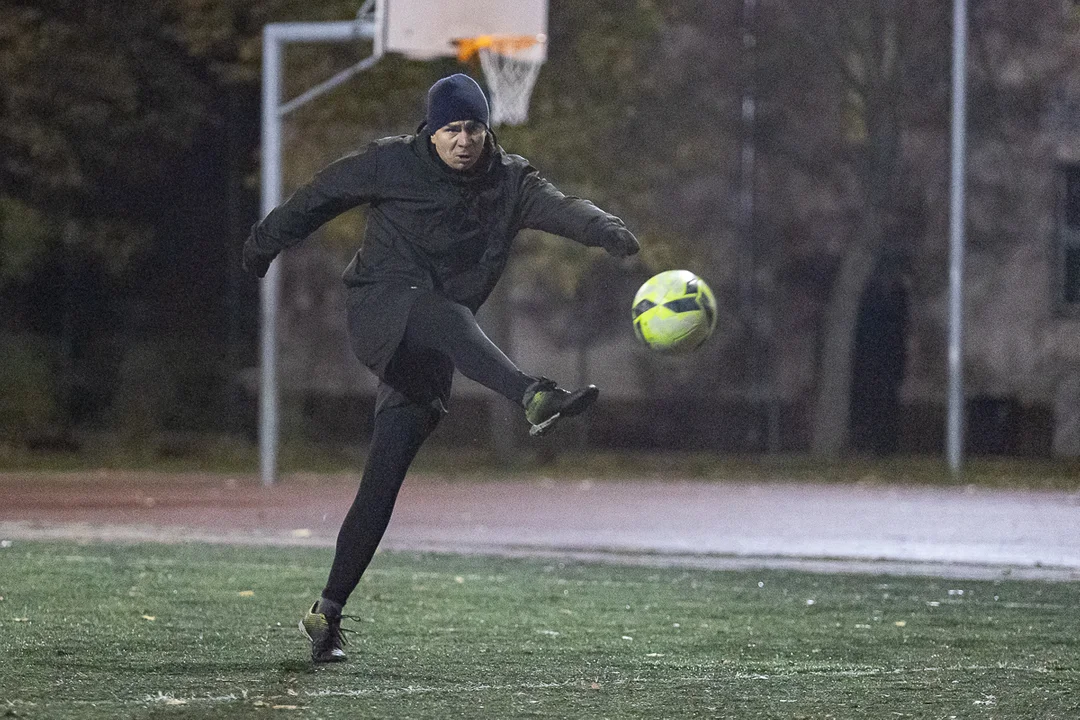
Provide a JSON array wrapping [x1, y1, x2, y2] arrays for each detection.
[[426, 74, 490, 131]]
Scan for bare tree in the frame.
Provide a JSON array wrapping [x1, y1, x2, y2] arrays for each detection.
[[758, 0, 1067, 455], [755, 0, 926, 454]]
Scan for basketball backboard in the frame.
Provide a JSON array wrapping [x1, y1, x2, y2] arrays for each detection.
[[383, 0, 548, 61]]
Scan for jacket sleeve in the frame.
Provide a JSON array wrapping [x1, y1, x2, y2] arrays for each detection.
[[246, 144, 380, 258], [516, 164, 627, 250]]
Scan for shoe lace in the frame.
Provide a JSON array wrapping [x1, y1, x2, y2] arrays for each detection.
[[323, 614, 361, 647], [532, 376, 556, 389]]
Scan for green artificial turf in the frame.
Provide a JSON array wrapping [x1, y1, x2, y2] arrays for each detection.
[[1, 541, 1077, 719]]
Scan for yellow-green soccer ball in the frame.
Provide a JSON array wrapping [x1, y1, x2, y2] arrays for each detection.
[[631, 270, 717, 354]]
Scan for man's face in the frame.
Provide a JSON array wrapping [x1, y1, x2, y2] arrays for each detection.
[[430, 119, 487, 171]]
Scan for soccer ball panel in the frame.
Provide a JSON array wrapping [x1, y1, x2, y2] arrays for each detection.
[[631, 270, 717, 354]]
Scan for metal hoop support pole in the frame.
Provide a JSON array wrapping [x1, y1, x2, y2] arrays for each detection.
[[259, 10, 379, 487], [947, 0, 969, 475]]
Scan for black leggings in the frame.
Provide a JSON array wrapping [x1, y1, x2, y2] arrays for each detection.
[[402, 291, 532, 403], [321, 403, 437, 605], [322, 293, 534, 605]]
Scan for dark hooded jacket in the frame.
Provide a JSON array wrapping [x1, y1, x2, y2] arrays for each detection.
[[246, 127, 628, 376]]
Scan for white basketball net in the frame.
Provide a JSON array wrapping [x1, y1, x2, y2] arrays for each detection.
[[476, 39, 545, 127]]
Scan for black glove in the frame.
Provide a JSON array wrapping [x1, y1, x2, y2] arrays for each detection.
[[241, 235, 276, 279], [603, 225, 640, 258]]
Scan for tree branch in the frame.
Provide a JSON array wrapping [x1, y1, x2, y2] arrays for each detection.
[[779, 0, 870, 98]]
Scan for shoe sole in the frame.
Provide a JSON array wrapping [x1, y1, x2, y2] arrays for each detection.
[[529, 386, 599, 437]]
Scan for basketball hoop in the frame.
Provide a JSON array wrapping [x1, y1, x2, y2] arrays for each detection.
[[454, 34, 547, 127]]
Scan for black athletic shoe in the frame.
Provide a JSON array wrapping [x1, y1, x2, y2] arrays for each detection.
[[522, 378, 600, 437], [299, 601, 349, 663]]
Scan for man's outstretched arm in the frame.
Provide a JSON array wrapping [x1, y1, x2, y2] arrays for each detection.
[[242, 146, 380, 278], [517, 166, 640, 259]]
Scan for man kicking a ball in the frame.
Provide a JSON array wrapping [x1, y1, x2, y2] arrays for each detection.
[[242, 74, 638, 663]]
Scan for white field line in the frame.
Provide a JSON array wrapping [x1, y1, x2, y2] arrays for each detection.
[[9, 664, 1061, 710], [46, 680, 588, 708], [52, 694, 246, 708], [723, 664, 1053, 681], [304, 680, 578, 699], [145, 691, 242, 705]]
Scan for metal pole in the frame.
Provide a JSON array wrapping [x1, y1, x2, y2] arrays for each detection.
[[257, 16, 378, 487], [739, 0, 760, 450], [260, 27, 283, 487], [947, 0, 969, 474]]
